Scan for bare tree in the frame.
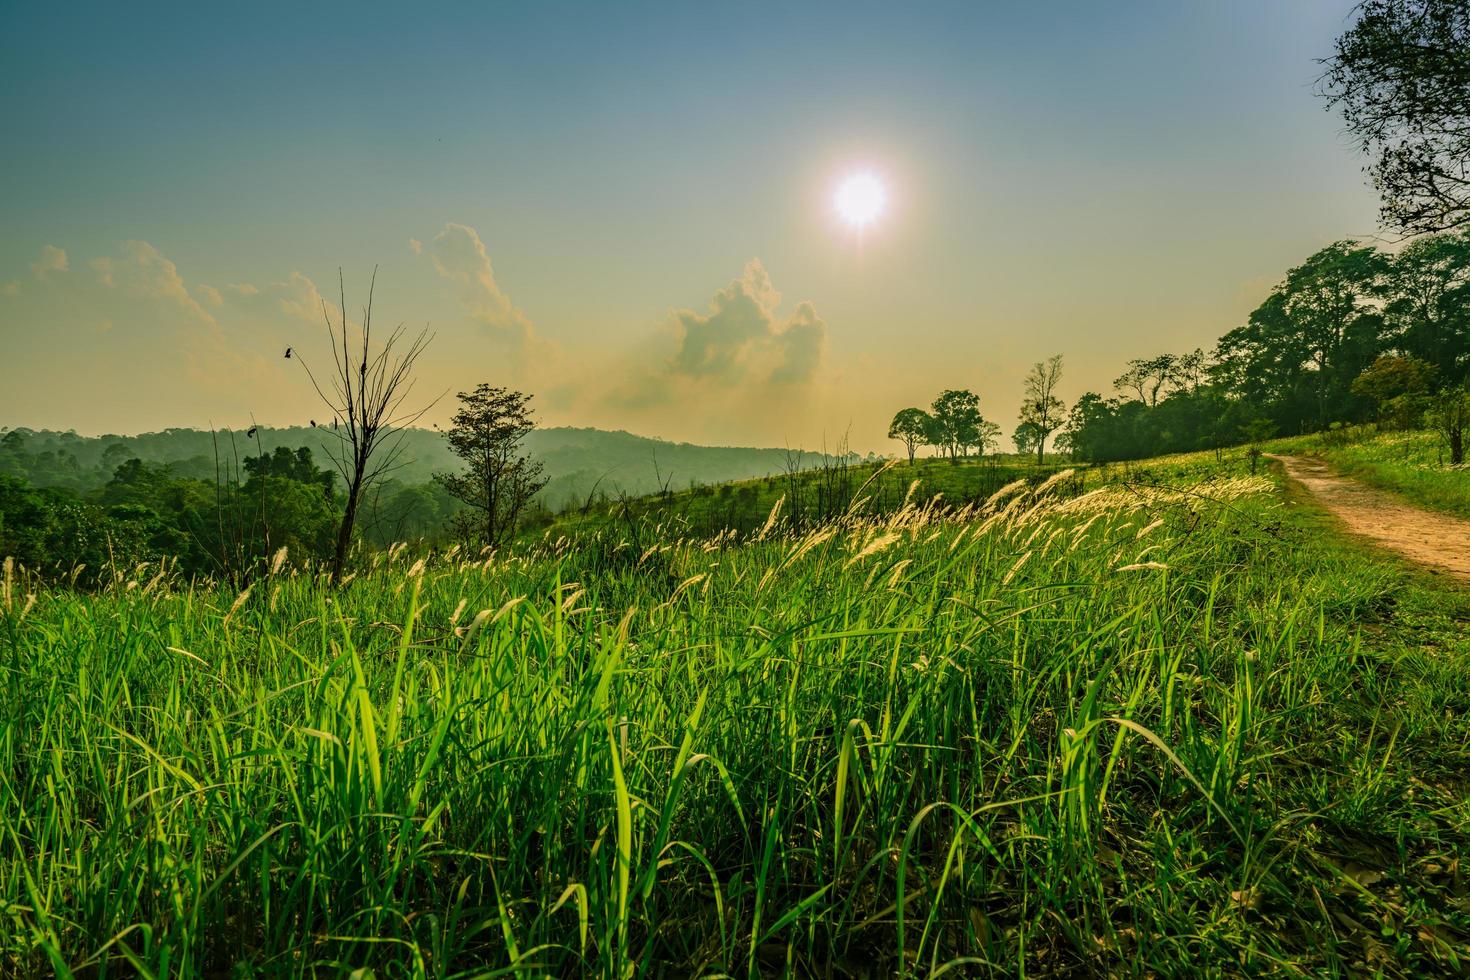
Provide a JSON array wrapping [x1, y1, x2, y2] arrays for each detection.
[[294, 270, 436, 583], [1017, 354, 1066, 464]]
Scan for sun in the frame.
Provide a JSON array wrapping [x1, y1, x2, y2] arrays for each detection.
[[835, 172, 886, 227]]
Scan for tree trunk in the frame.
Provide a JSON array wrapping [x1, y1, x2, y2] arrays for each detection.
[[1453, 429, 1465, 466], [331, 479, 361, 585]]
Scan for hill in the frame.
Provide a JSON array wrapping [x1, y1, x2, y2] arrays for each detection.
[[0, 425, 852, 510]]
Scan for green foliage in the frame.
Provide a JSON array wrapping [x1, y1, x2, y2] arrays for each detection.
[[1352, 354, 1437, 429], [0, 447, 347, 584], [1428, 385, 1470, 465]]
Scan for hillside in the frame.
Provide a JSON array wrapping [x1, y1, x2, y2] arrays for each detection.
[[0, 425, 849, 510]]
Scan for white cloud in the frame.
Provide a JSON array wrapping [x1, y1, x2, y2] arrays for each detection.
[[92, 240, 217, 327], [219, 272, 332, 325], [408, 237, 423, 255], [30, 245, 68, 278], [667, 259, 826, 385], [586, 260, 832, 444], [424, 222, 533, 339]]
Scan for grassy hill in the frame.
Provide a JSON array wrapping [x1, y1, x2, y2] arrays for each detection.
[[5, 437, 1468, 974], [533, 453, 1082, 541]]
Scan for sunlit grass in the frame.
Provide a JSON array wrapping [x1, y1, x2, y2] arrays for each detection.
[[2, 456, 1468, 976]]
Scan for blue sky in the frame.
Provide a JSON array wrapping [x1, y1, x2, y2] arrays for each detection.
[[0, 0, 1383, 448]]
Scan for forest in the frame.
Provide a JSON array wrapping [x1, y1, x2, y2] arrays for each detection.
[[1059, 234, 1470, 461]]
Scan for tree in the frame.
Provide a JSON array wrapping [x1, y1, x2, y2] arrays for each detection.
[[1215, 243, 1387, 430], [1012, 421, 1043, 458], [436, 385, 549, 548], [1017, 355, 1066, 463], [930, 389, 984, 461], [1383, 232, 1470, 380], [1322, 0, 1470, 235], [1428, 385, 1470, 464], [975, 419, 1003, 456], [1350, 353, 1436, 425], [295, 271, 436, 584], [1114, 355, 1176, 406], [887, 407, 932, 464], [243, 446, 335, 499]]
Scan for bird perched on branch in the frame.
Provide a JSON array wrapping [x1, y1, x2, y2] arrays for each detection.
[[284, 347, 293, 359], [310, 420, 316, 427], [246, 426, 258, 438]]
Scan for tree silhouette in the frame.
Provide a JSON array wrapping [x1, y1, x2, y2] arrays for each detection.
[[930, 389, 984, 462], [887, 407, 931, 464], [1017, 355, 1065, 464], [1323, 0, 1470, 235], [294, 270, 436, 584], [436, 385, 548, 548]]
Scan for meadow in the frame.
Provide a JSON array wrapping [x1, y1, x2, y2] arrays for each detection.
[[537, 456, 1079, 541], [3, 450, 1469, 977]]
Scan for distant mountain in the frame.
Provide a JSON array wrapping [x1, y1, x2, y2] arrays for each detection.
[[0, 425, 850, 510]]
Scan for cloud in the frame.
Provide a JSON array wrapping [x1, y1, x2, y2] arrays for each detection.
[[408, 238, 423, 255], [92, 240, 217, 327], [218, 272, 332, 325], [667, 259, 826, 385], [196, 284, 224, 308], [424, 223, 533, 339], [585, 260, 832, 444], [30, 245, 68, 278]]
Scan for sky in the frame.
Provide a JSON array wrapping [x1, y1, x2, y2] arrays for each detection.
[[0, 0, 1385, 452]]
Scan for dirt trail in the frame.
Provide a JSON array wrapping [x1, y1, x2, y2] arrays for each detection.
[[1271, 455, 1470, 581]]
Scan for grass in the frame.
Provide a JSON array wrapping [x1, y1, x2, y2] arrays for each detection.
[[2, 453, 1469, 976], [533, 455, 1078, 542]]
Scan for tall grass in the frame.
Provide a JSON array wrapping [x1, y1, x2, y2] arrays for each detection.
[[2, 462, 1468, 976]]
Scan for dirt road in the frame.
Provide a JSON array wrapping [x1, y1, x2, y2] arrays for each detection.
[[1271, 455, 1470, 581]]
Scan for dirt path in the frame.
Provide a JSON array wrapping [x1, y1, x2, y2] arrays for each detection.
[[1270, 455, 1470, 581]]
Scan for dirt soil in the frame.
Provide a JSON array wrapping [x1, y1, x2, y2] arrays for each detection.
[[1271, 454, 1470, 582]]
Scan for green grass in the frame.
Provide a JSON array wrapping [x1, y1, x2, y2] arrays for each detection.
[[533, 455, 1078, 542], [3, 457, 1469, 976]]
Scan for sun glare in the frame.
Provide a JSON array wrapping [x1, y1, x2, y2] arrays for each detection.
[[835, 172, 885, 227]]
